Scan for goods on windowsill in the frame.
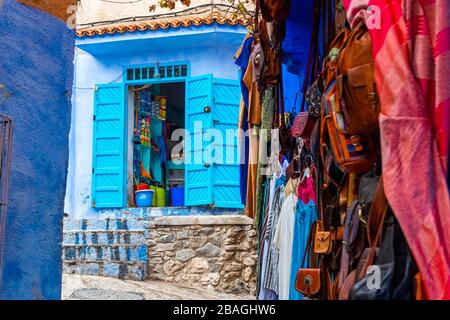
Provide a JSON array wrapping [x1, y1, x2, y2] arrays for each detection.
[[140, 117, 151, 147], [135, 189, 154, 207], [151, 138, 161, 154], [159, 95, 167, 120], [151, 98, 160, 119], [171, 186, 185, 206], [140, 161, 153, 179], [151, 95, 168, 120]]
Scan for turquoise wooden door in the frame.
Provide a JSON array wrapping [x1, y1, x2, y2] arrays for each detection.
[[91, 83, 126, 208], [184, 75, 243, 208], [211, 78, 243, 209], [185, 75, 214, 206]]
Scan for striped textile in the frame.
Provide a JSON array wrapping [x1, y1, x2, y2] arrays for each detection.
[[343, 0, 450, 300], [262, 185, 285, 294]]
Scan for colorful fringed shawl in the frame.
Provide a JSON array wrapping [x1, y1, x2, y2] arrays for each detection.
[[343, 0, 450, 300]]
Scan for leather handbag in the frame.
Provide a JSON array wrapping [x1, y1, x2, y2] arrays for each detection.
[[306, 78, 323, 118], [296, 222, 322, 297], [321, 81, 377, 174], [314, 231, 333, 255], [291, 112, 314, 138], [346, 177, 391, 300], [357, 169, 381, 224], [350, 209, 416, 300], [349, 214, 394, 300], [336, 22, 380, 135], [296, 269, 321, 296], [322, 28, 350, 88]]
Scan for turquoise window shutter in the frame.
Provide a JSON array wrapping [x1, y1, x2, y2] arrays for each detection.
[[91, 83, 126, 208], [211, 78, 243, 209], [184, 75, 243, 209], [184, 74, 214, 206]]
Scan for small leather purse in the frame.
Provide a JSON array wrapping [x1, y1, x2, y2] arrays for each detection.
[[296, 269, 321, 296], [296, 222, 322, 297], [314, 217, 334, 255], [314, 230, 333, 255], [291, 112, 310, 138]]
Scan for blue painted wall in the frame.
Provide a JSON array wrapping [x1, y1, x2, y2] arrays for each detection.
[[0, 0, 74, 299], [282, 0, 314, 114]]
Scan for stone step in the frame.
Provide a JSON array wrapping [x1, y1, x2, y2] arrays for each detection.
[[63, 261, 146, 281], [63, 244, 147, 263], [63, 230, 146, 246], [63, 218, 150, 232]]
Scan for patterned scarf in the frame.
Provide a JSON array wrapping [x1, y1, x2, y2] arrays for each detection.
[[343, 0, 450, 300]]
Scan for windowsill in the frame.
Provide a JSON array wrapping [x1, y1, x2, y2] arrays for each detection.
[[94, 206, 244, 220]]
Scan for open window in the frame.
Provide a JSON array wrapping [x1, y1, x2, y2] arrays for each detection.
[[91, 70, 243, 209], [126, 81, 186, 207]]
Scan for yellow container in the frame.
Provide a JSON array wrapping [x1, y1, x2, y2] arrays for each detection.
[[155, 186, 166, 207], [149, 186, 157, 206], [159, 96, 167, 120]]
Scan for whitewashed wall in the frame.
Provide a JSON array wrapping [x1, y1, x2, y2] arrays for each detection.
[[76, 0, 253, 27]]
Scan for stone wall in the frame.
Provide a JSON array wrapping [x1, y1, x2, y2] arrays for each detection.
[[62, 215, 257, 296], [147, 216, 257, 295]]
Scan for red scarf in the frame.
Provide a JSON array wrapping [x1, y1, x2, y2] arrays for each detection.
[[343, 0, 450, 300]]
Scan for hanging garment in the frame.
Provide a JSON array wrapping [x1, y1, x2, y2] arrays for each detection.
[[297, 176, 316, 205], [262, 184, 285, 295], [273, 193, 297, 300], [258, 177, 279, 300], [289, 199, 317, 300], [246, 128, 259, 219], [235, 35, 254, 205], [257, 179, 271, 298], [243, 53, 263, 126], [255, 87, 276, 228], [342, 0, 450, 299], [285, 176, 299, 197]]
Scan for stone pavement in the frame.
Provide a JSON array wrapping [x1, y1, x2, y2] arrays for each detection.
[[62, 274, 255, 300]]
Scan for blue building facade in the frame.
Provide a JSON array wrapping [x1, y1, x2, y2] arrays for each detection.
[[0, 0, 74, 299], [65, 19, 248, 220], [61, 14, 250, 282]]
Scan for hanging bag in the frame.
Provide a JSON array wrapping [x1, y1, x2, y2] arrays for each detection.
[[321, 59, 377, 174], [295, 222, 322, 297], [336, 22, 380, 135]]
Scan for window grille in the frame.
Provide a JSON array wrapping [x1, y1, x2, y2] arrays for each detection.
[[125, 63, 189, 83]]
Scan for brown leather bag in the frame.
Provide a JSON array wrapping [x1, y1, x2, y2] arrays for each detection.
[[296, 222, 322, 297], [296, 269, 321, 296], [314, 230, 333, 254], [336, 22, 380, 135], [322, 28, 350, 88], [321, 82, 377, 174]]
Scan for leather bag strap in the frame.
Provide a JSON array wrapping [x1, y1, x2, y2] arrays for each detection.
[[301, 221, 318, 269], [357, 176, 388, 279]]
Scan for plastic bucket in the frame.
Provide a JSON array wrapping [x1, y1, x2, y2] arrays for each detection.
[[135, 189, 154, 207], [171, 187, 184, 206]]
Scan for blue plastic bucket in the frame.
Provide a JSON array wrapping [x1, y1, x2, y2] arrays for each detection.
[[135, 189, 154, 207], [171, 187, 184, 206]]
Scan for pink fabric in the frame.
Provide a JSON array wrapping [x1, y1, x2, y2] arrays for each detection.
[[297, 176, 316, 205], [343, 0, 450, 300]]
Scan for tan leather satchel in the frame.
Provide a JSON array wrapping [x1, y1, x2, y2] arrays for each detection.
[[314, 230, 333, 255], [321, 82, 377, 174], [336, 22, 380, 135]]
